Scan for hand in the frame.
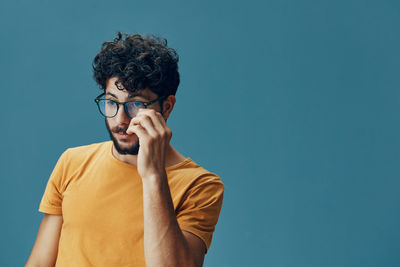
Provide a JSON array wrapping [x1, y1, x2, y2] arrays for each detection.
[[126, 109, 172, 179]]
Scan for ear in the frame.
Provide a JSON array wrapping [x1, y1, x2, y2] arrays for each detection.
[[162, 95, 176, 120]]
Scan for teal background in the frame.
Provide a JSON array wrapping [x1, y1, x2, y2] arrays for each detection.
[[1, 0, 399, 266]]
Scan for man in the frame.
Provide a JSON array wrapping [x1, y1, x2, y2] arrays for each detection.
[[25, 32, 224, 267]]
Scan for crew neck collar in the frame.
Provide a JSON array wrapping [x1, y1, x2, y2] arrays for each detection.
[[105, 141, 192, 171]]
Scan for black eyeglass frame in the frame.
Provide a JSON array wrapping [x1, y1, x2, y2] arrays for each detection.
[[94, 92, 167, 119]]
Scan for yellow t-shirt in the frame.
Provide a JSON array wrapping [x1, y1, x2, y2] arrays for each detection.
[[38, 141, 224, 267]]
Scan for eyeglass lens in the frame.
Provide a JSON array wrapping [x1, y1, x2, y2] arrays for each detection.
[[98, 99, 145, 118]]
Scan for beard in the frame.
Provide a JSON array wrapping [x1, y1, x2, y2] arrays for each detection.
[[105, 119, 140, 155]]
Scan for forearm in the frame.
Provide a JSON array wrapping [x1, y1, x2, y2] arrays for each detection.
[[142, 172, 196, 267]]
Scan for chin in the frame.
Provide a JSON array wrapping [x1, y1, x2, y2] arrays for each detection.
[[112, 134, 140, 155], [105, 119, 139, 155]]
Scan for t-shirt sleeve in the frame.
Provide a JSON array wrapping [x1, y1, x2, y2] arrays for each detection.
[[176, 173, 224, 253], [38, 150, 69, 215]]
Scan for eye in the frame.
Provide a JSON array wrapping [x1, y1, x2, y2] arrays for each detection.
[[105, 99, 117, 106], [127, 101, 145, 108], [134, 102, 145, 108]]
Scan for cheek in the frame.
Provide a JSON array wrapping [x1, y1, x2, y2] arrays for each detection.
[[105, 118, 115, 130]]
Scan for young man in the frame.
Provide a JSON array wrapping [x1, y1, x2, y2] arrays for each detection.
[[26, 32, 224, 267]]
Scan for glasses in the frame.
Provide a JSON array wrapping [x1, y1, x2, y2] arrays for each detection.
[[94, 93, 166, 119]]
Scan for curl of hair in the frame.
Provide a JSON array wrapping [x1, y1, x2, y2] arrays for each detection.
[[92, 31, 180, 97]]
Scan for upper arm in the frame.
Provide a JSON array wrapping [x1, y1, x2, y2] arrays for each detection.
[[183, 230, 206, 267], [25, 213, 63, 267], [176, 175, 225, 253]]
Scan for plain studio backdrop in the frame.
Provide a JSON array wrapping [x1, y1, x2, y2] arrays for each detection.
[[1, 0, 399, 266]]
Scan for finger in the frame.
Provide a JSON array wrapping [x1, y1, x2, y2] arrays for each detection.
[[126, 123, 148, 142], [133, 114, 158, 137], [126, 125, 150, 147], [137, 109, 168, 135], [153, 112, 168, 132]]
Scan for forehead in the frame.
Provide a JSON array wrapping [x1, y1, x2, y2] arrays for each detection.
[[105, 77, 156, 100]]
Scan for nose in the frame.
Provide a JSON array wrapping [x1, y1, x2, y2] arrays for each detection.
[[114, 103, 131, 125]]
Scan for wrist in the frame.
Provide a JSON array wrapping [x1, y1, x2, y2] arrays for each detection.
[[141, 171, 167, 185]]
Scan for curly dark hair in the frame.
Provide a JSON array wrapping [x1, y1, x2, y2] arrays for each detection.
[[92, 31, 180, 97]]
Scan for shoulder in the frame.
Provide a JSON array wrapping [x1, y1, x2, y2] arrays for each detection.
[[66, 140, 110, 154], [167, 158, 224, 193], [60, 140, 111, 167]]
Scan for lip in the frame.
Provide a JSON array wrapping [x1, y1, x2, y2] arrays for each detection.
[[117, 132, 130, 138]]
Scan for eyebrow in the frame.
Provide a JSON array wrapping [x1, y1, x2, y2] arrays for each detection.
[[106, 92, 150, 101]]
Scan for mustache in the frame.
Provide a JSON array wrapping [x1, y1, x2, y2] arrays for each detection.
[[112, 126, 128, 134]]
